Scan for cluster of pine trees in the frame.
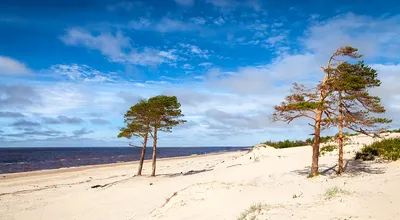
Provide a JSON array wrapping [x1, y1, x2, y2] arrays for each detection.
[[118, 95, 186, 176], [274, 46, 391, 176]]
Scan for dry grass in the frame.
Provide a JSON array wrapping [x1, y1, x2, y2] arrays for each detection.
[[237, 203, 268, 220]]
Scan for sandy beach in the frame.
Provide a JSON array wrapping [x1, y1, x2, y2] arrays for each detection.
[[1, 133, 400, 220]]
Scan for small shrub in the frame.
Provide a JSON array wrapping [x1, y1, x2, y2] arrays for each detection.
[[237, 203, 268, 220], [355, 145, 378, 161], [292, 192, 303, 198], [388, 128, 400, 133], [324, 186, 347, 198], [262, 139, 308, 149], [306, 135, 334, 145], [355, 138, 400, 161], [319, 144, 337, 156]]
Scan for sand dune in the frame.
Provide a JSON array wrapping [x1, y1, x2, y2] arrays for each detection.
[[1, 133, 400, 220]]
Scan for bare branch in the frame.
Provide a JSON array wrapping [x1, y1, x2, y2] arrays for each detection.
[[129, 143, 143, 148]]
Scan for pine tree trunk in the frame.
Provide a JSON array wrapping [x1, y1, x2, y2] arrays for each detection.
[[311, 112, 321, 177], [338, 92, 344, 175], [151, 127, 158, 177], [137, 126, 149, 176], [309, 71, 330, 177]]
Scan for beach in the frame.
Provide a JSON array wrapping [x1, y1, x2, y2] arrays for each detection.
[[1, 133, 400, 220]]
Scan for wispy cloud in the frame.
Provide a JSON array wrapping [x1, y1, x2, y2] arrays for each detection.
[[155, 17, 197, 33], [0, 84, 41, 109], [0, 56, 32, 75], [0, 111, 25, 118], [42, 116, 84, 125], [11, 119, 40, 127], [50, 64, 117, 83], [61, 28, 179, 66], [179, 44, 212, 59], [60, 28, 130, 59], [303, 13, 400, 59], [90, 118, 110, 125]]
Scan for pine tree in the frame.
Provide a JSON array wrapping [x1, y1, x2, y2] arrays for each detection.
[[326, 60, 391, 174], [148, 95, 186, 177], [118, 99, 152, 176], [274, 46, 362, 177]]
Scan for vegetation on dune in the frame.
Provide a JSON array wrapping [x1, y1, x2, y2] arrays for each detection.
[[319, 144, 337, 156], [388, 128, 400, 133], [262, 139, 309, 149], [356, 138, 400, 161], [262, 135, 337, 149], [324, 186, 348, 198], [237, 203, 268, 220]]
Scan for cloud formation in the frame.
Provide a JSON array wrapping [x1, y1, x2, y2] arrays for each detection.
[[0, 84, 41, 109], [0, 56, 32, 75], [0, 111, 25, 118], [61, 28, 178, 66], [42, 116, 84, 125], [11, 119, 40, 127]]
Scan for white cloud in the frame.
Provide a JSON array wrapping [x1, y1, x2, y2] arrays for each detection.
[[127, 49, 177, 66], [155, 17, 195, 33], [61, 28, 178, 66], [303, 13, 400, 59], [267, 53, 320, 81], [190, 17, 206, 25], [214, 17, 226, 25], [370, 63, 400, 127], [183, 64, 193, 69], [50, 64, 116, 83], [0, 56, 32, 75], [60, 28, 130, 59], [179, 44, 211, 59], [263, 34, 286, 47], [198, 62, 213, 67]]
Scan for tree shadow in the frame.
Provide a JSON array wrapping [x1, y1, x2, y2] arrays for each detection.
[[342, 159, 385, 175], [160, 169, 213, 178], [291, 159, 386, 177]]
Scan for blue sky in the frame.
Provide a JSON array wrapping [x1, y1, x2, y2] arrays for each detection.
[[1, 0, 399, 147]]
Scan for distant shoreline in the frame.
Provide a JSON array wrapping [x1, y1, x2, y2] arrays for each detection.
[[1, 149, 247, 180]]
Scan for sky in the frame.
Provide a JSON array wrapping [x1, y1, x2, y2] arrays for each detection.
[[0, 0, 399, 147]]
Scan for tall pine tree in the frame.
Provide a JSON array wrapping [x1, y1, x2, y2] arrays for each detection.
[[148, 95, 186, 177], [118, 99, 152, 176], [326, 60, 391, 174]]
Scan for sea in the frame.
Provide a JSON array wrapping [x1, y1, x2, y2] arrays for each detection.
[[0, 147, 249, 174]]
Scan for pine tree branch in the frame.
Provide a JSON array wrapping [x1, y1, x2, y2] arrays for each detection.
[[128, 143, 143, 148], [287, 113, 316, 123]]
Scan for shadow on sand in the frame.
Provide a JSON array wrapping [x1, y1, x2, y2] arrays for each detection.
[[160, 169, 213, 178], [292, 159, 386, 177]]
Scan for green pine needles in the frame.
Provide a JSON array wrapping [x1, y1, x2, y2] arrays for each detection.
[[118, 95, 186, 176], [273, 46, 391, 176]]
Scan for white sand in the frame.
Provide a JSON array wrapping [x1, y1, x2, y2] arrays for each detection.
[[1, 133, 400, 220]]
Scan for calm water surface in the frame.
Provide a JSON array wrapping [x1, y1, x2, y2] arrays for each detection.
[[0, 147, 249, 174]]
